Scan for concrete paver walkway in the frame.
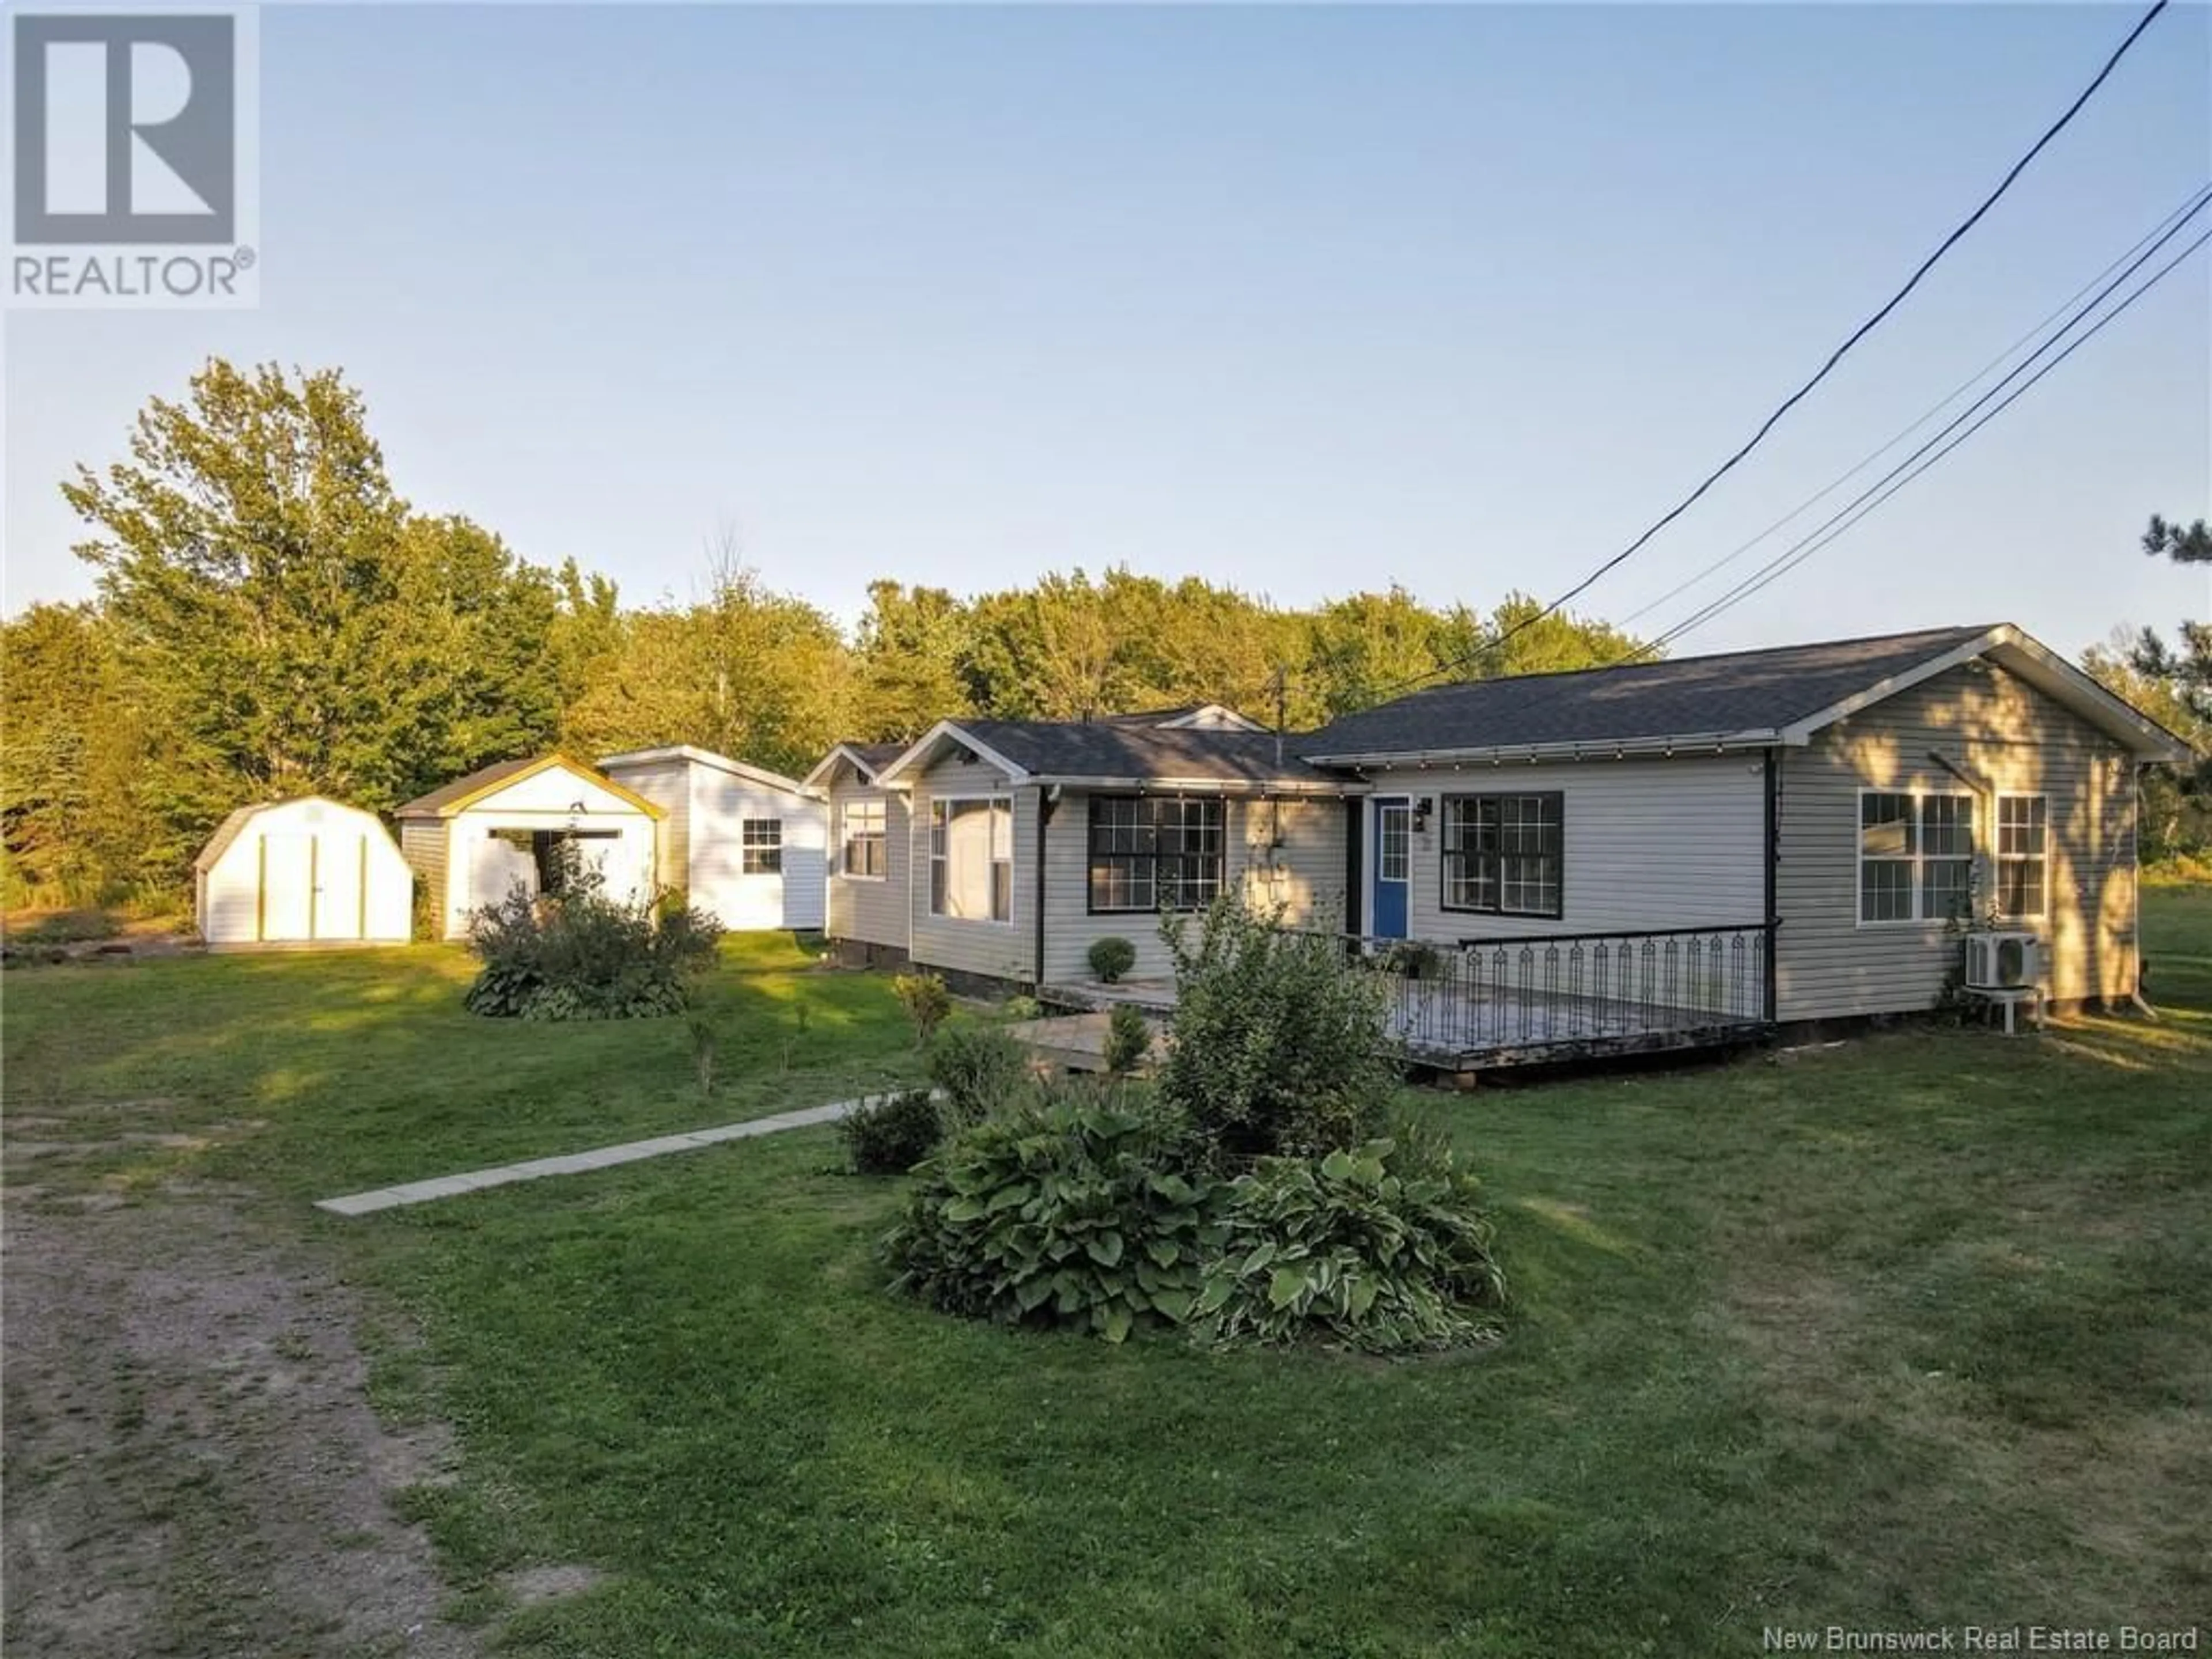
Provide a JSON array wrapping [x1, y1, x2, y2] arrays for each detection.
[[315, 1099, 863, 1217]]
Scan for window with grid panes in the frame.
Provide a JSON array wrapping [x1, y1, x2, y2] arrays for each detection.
[[1440, 793, 1562, 918], [1088, 796, 1225, 913]]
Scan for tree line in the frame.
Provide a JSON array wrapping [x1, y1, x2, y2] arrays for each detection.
[[1, 359, 1645, 910], [2081, 515, 2212, 866]]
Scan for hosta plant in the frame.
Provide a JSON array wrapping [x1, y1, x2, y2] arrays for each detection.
[[1191, 1130, 1506, 1354], [885, 1084, 1219, 1344]]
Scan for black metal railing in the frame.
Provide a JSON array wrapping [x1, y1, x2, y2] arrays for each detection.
[[1321, 923, 1774, 1060]]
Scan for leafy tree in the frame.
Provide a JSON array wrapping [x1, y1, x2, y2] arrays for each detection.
[[59, 358, 569, 878], [1300, 587, 1484, 719], [854, 580, 972, 741], [2131, 516, 2212, 729], [1478, 591, 1644, 679], [0, 604, 165, 903], [2092, 516, 2212, 864], [562, 547, 853, 776], [16, 358, 1661, 912]]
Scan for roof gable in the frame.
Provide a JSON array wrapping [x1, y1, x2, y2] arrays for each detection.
[[1100, 703, 1267, 732], [800, 741, 908, 791], [395, 754, 667, 819]]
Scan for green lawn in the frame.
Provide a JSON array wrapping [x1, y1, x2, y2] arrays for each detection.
[[5, 899, 2210, 1656]]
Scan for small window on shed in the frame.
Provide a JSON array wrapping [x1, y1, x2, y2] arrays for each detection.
[[742, 819, 783, 875]]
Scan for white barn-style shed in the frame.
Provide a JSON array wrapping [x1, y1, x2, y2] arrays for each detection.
[[395, 755, 665, 941], [597, 746, 827, 932], [194, 797, 414, 949]]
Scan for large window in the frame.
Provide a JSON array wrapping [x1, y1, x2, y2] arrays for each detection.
[[840, 798, 887, 879], [930, 797, 1012, 923], [1995, 795, 2048, 920], [1088, 796, 1226, 914], [741, 818, 783, 875], [1440, 793, 1562, 918], [1858, 791, 1974, 923]]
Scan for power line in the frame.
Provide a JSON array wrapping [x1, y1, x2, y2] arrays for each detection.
[[1647, 220, 2212, 650], [1342, 206, 2212, 744], [1614, 179, 2212, 631], [1357, 0, 2173, 709]]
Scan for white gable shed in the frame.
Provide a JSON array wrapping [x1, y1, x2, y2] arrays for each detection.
[[395, 755, 665, 941], [599, 747, 827, 932], [194, 797, 414, 949]]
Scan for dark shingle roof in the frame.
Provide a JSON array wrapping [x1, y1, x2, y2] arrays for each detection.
[[847, 741, 907, 771], [393, 756, 544, 817], [955, 719, 1344, 789], [1301, 626, 1994, 760]]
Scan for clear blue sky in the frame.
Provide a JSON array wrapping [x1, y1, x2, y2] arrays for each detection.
[[5, 3, 2208, 661]]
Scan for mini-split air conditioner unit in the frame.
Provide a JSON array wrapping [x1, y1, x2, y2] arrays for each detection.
[[1964, 930, 2039, 991]]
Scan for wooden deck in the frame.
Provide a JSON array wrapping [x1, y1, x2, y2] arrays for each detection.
[[1037, 974, 1771, 1071], [1003, 1010, 1166, 1075]]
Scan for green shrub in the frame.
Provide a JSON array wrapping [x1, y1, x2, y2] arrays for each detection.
[[927, 1022, 1031, 1125], [1158, 897, 1394, 1159], [1001, 993, 1042, 1021], [885, 1084, 1218, 1343], [840, 1089, 945, 1175], [1088, 935, 1138, 983], [1191, 1132, 1506, 1353], [892, 971, 953, 1047], [463, 854, 721, 1020], [1104, 1003, 1152, 1075]]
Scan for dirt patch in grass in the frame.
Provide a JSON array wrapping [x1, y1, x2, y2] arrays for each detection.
[[502, 1563, 607, 1607], [1719, 1240, 2212, 1626], [1, 1185, 478, 1658]]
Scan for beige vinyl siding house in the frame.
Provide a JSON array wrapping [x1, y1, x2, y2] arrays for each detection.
[[1773, 656, 2142, 1020], [1299, 622, 2186, 1030], [806, 744, 913, 961], [835, 717, 1362, 991], [1349, 754, 1766, 944], [806, 625, 2187, 1051], [1037, 791, 1347, 984], [906, 758, 1040, 986]]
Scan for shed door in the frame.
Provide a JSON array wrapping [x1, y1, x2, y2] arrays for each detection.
[[259, 834, 315, 942], [316, 832, 366, 940]]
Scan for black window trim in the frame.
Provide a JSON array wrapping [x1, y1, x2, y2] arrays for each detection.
[[1437, 790, 1566, 921], [1085, 793, 1228, 916]]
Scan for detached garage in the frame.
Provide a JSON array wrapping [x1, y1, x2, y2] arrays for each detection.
[[396, 754, 665, 941], [194, 797, 414, 949], [598, 746, 827, 931]]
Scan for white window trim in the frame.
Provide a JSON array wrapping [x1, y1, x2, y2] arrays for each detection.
[[836, 797, 888, 883], [1993, 792, 2051, 922], [926, 792, 1017, 928], [740, 817, 784, 877], [1853, 786, 1976, 929]]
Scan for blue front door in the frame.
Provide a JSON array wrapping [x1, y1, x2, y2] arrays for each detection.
[[1372, 797, 1410, 940]]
